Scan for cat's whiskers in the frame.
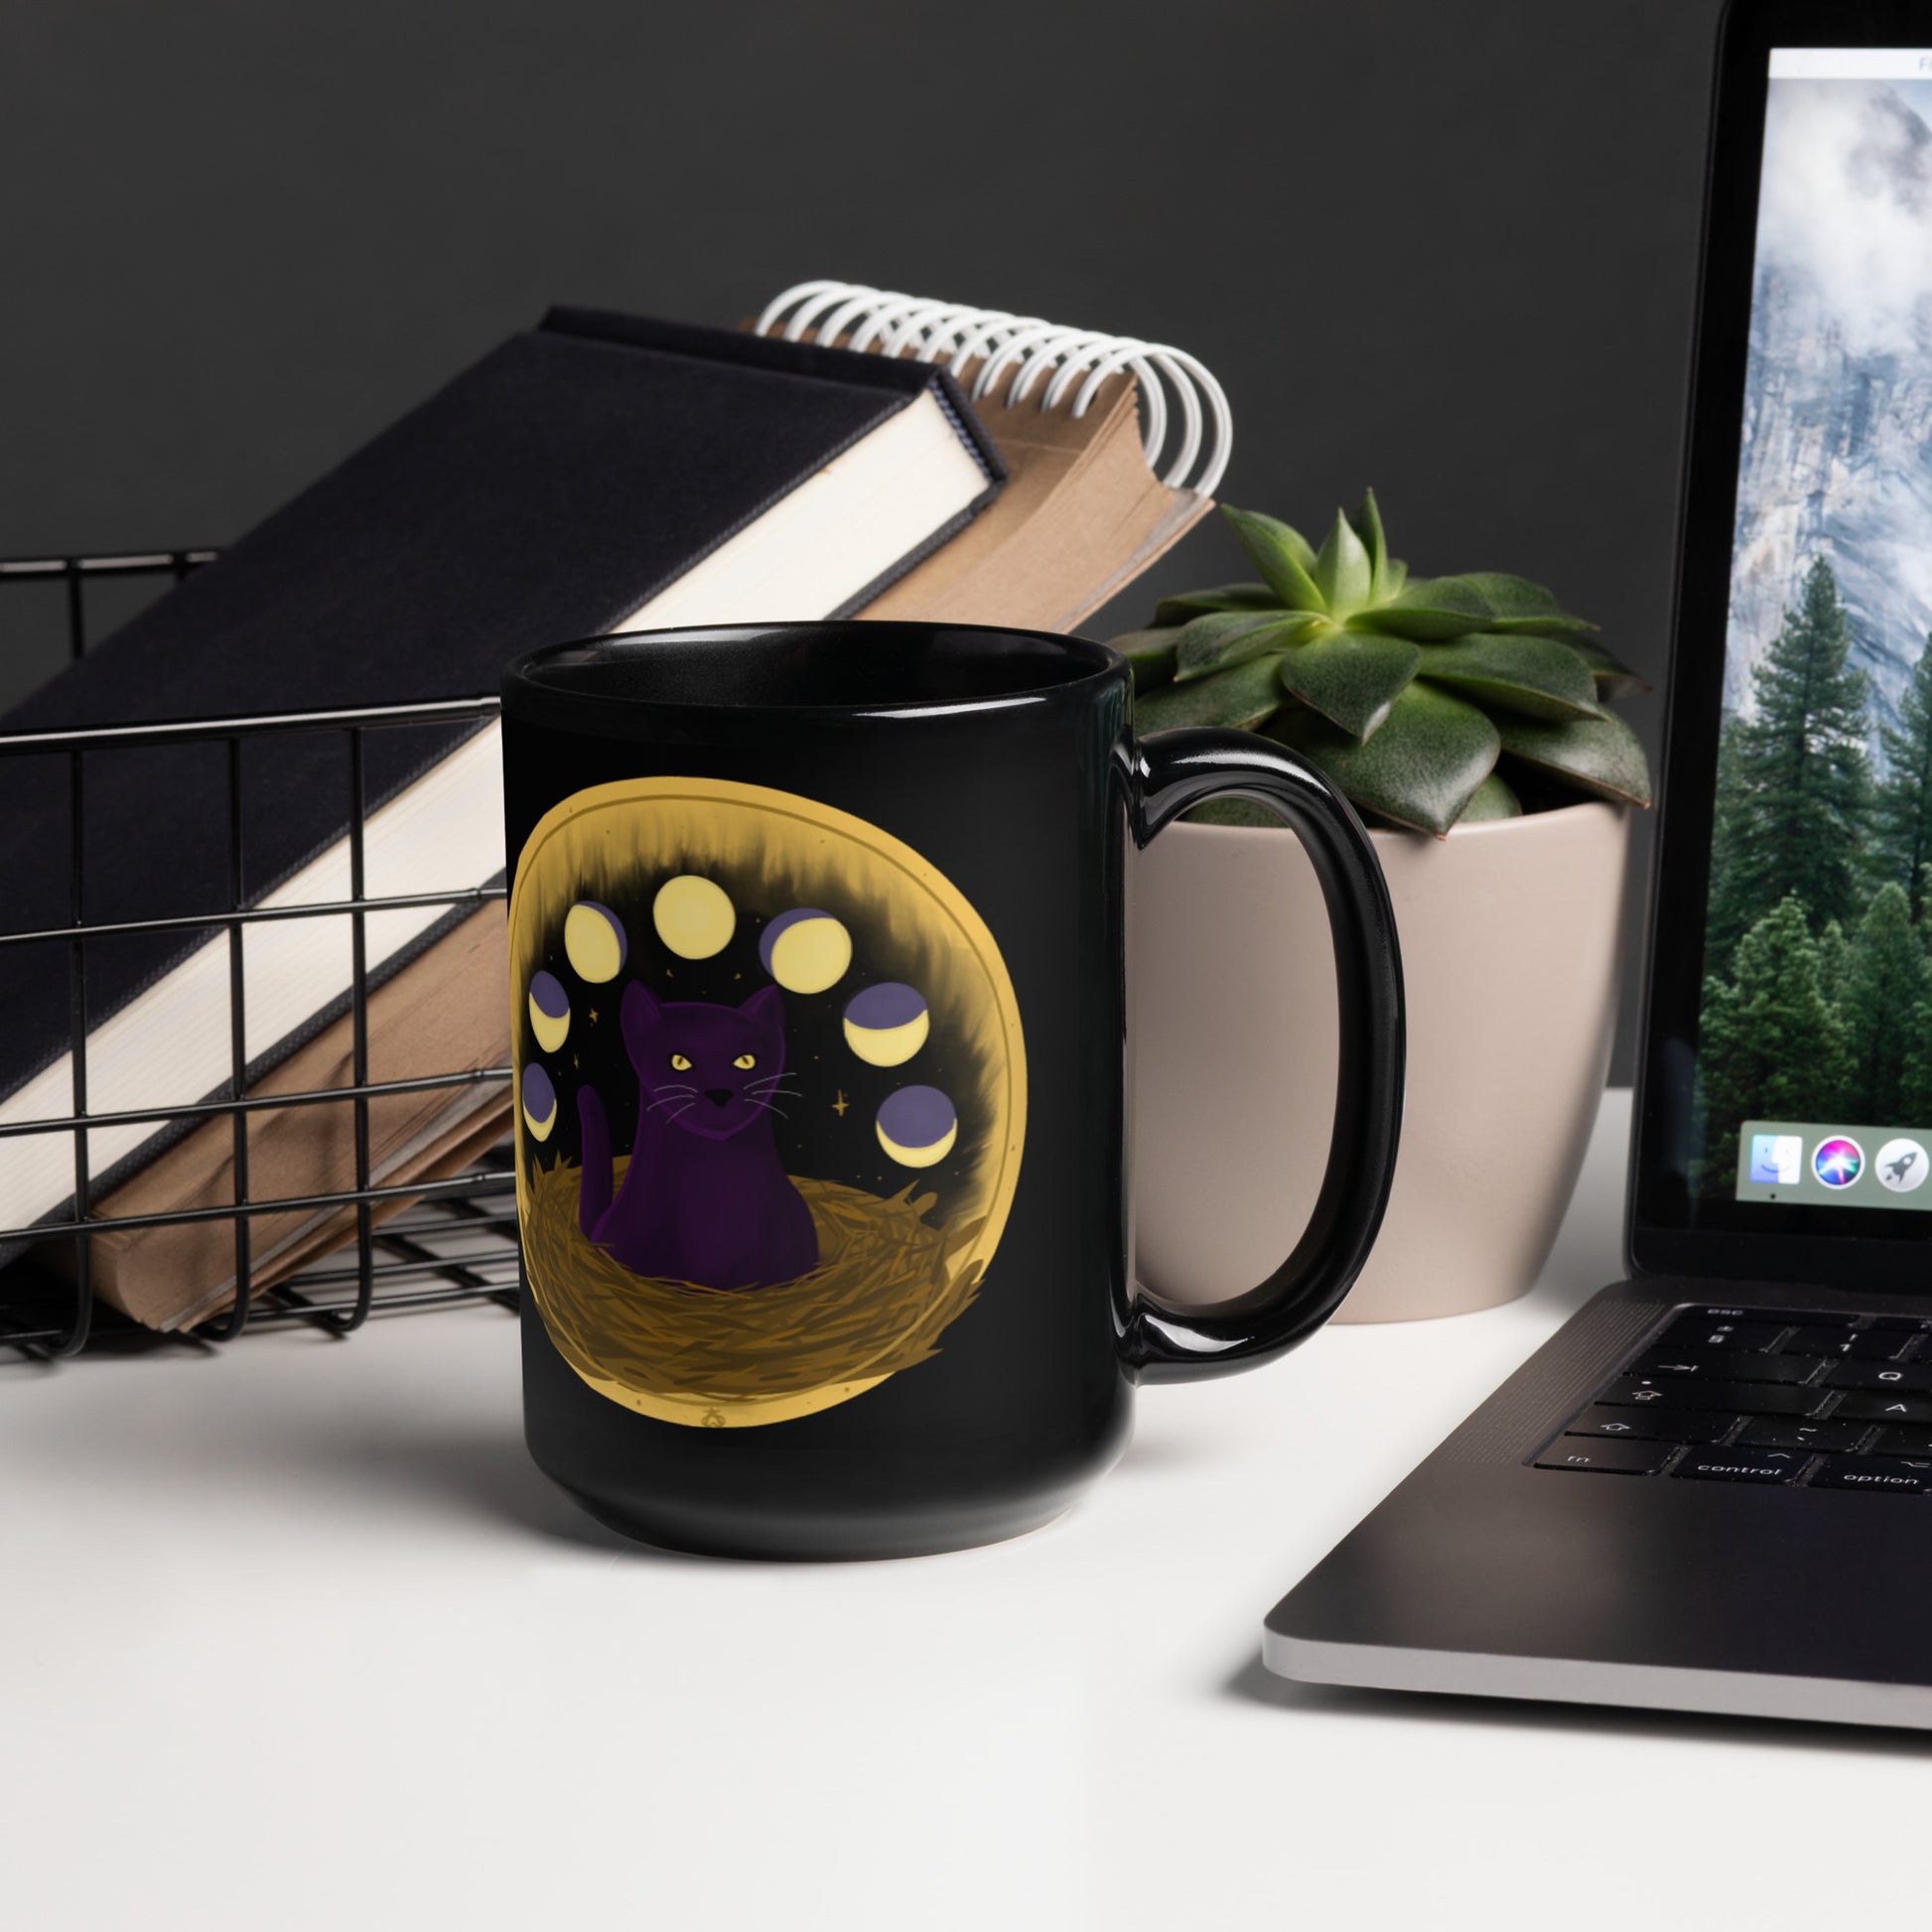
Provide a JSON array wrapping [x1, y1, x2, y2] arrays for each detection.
[[747, 1098, 791, 1120]]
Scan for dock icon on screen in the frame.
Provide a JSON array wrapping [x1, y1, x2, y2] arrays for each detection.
[[1749, 1133, 1803, 1185]]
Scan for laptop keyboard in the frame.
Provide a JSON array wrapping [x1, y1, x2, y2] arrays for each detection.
[[1535, 1307, 1932, 1491]]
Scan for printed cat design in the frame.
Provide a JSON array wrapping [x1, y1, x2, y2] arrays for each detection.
[[577, 982, 819, 1291]]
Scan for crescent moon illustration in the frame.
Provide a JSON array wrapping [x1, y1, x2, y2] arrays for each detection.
[[564, 901, 627, 983], [521, 1062, 559, 1141], [759, 907, 852, 995], [876, 1084, 957, 1169], [528, 970, 570, 1052], [843, 982, 929, 1067]]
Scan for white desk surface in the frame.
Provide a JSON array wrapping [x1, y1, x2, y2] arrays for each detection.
[[5, 1086, 1927, 1931]]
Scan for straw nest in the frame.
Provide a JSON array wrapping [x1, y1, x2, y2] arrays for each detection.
[[522, 1158, 985, 1404]]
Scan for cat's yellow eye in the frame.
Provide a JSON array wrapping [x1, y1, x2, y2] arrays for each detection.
[[669, 1053, 692, 1071], [733, 1053, 758, 1070]]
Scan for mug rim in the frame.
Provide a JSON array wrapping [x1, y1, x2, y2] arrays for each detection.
[[501, 619, 1125, 727]]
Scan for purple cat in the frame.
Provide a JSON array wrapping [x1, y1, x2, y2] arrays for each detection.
[[576, 981, 819, 1291]]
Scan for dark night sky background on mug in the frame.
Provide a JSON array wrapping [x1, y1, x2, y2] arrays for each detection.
[[0, 0, 1727, 1078]]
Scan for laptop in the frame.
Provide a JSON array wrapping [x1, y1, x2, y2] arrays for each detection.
[[1263, 0, 1932, 1729]]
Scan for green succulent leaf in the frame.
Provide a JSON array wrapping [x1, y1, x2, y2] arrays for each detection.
[[1220, 506, 1325, 612], [1496, 708, 1653, 806], [1567, 635, 1652, 700], [1128, 494, 1651, 822], [1454, 771, 1523, 823], [1276, 628, 1421, 740], [1271, 682, 1501, 836], [1360, 572, 1596, 640], [1311, 507, 1374, 617], [1113, 626, 1180, 692], [1183, 798, 1280, 829], [1415, 631, 1602, 722], [1173, 611, 1320, 682], [1446, 572, 1597, 634], [1153, 582, 1278, 627], [1134, 651, 1287, 733], [1350, 489, 1390, 597]]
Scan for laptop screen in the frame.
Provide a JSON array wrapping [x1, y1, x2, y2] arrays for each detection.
[[1698, 47, 1932, 1217]]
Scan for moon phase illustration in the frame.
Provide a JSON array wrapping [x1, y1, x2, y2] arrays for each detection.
[[876, 1085, 958, 1169], [522, 1061, 559, 1141], [760, 907, 853, 994], [564, 900, 627, 982], [652, 874, 736, 959], [843, 983, 929, 1067], [528, 970, 570, 1051], [508, 775, 1026, 1430]]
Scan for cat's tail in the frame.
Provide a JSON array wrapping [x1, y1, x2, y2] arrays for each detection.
[[577, 1085, 613, 1236]]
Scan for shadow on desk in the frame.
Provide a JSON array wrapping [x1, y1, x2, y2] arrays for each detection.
[[1223, 1651, 1932, 1757], [331, 1423, 716, 1563]]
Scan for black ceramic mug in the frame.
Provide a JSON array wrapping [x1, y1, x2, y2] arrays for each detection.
[[500, 621, 1403, 1559]]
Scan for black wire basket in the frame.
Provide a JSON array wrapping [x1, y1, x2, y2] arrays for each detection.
[[0, 549, 518, 1360]]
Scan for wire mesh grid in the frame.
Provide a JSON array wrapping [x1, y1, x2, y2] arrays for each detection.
[[0, 549, 519, 1359]]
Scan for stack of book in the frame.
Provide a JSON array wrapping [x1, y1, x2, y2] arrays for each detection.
[[3, 285, 1230, 1329]]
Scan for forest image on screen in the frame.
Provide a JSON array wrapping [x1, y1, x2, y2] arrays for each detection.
[[1697, 65, 1932, 1197]]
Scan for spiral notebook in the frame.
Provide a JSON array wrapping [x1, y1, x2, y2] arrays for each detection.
[[753, 282, 1231, 633]]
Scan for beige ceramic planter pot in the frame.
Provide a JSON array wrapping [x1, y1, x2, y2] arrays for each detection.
[[1128, 800, 1631, 1322]]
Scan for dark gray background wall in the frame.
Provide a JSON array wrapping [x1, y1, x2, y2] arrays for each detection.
[[0, 0, 1728, 1076]]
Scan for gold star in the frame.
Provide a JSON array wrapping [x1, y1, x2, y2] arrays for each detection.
[[588, 1009, 598, 1024], [832, 1090, 849, 1117]]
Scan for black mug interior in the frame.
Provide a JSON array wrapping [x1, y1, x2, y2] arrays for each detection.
[[504, 621, 1121, 719]]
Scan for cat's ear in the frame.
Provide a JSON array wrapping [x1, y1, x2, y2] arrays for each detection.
[[739, 984, 784, 1033], [621, 981, 662, 1064]]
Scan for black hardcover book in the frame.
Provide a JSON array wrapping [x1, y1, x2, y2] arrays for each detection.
[[0, 309, 1003, 1239]]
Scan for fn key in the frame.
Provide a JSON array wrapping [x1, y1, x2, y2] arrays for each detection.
[[1537, 1439, 1675, 1474]]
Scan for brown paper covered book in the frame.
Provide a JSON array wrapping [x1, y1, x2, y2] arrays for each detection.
[[49, 909, 511, 1330], [751, 282, 1232, 634]]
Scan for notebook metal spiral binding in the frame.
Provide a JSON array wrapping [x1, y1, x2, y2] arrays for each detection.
[[754, 280, 1234, 497], [0, 548, 519, 1361]]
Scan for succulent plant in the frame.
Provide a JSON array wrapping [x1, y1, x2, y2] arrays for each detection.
[[1112, 493, 1652, 835]]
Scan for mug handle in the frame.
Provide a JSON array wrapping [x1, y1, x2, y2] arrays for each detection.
[[1121, 727, 1406, 1382]]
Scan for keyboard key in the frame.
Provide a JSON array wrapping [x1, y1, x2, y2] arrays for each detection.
[[1824, 1361, 1932, 1392], [1736, 1418, 1869, 1452], [1660, 1315, 1789, 1352], [1671, 1447, 1807, 1484], [1783, 1326, 1907, 1360], [1535, 1439, 1675, 1474], [1632, 1349, 1817, 1384], [1600, 1378, 1827, 1416], [1874, 1425, 1932, 1456], [1811, 1456, 1932, 1494], [1830, 1392, 1932, 1425], [1565, 1407, 1734, 1444]]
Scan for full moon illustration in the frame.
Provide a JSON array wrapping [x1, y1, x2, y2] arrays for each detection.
[[760, 906, 852, 994], [652, 874, 736, 959], [843, 982, 929, 1067], [564, 901, 626, 983], [522, 1061, 559, 1141], [876, 1084, 957, 1169], [528, 970, 570, 1051]]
